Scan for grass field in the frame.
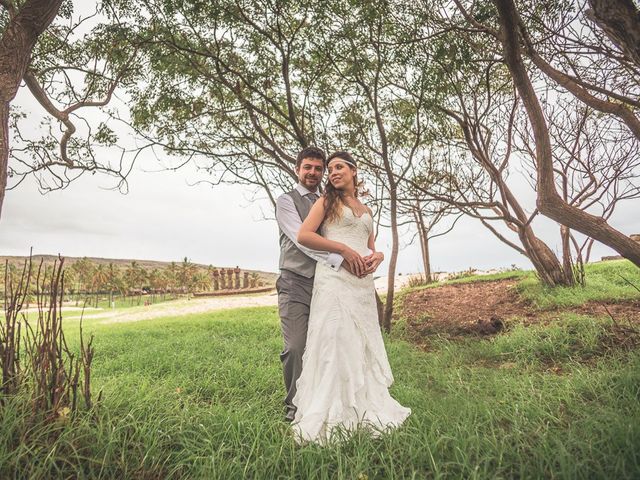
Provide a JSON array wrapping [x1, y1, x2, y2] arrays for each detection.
[[1, 262, 639, 479]]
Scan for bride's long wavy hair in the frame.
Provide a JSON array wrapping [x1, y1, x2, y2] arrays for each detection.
[[323, 151, 366, 224]]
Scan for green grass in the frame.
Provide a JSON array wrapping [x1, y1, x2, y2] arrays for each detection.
[[517, 260, 640, 309], [1, 302, 639, 479], [403, 260, 640, 310]]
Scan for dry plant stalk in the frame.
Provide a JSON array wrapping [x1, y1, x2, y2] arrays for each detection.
[[1, 254, 96, 419], [1, 258, 31, 397]]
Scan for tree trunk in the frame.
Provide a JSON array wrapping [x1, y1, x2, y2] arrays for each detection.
[[414, 209, 432, 283], [586, 0, 640, 68], [518, 225, 568, 286], [383, 189, 400, 333], [0, 102, 8, 214], [560, 225, 576, 286], [495, 0, 640, 268], [0, 0, 63, 218], [423, 237, 432, 283]]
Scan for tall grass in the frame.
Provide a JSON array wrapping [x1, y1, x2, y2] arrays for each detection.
[[517, 260, 640, 308], [401, 260, 640, 310], [1, 304, 638, 479]]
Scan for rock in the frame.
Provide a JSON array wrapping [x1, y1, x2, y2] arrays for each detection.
[[602, 255, 624, 261], [601, 235, 639, 261], [476, 316, 504, 335]]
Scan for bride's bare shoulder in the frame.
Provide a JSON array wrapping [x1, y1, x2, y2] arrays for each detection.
[[358, 199, 373, 216]]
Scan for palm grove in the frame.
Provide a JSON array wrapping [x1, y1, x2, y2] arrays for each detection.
[[1, 257, 219, 306], [1, 0, 639, 330]]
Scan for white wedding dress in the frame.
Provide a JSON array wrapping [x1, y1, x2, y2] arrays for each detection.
[[291, 205, 411, 444]]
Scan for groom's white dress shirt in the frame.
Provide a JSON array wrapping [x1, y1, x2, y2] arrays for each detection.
[[276, 183, 344, 271]]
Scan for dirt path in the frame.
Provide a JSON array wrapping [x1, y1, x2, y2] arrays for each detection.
[[69, 291, 278, 324], [66, 274, 413, 325]]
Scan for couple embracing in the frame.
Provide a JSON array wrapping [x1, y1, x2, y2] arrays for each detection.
[[276, 147, 411, 445]]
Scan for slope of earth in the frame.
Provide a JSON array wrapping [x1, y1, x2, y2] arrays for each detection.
[[402, 277, 640, 339]]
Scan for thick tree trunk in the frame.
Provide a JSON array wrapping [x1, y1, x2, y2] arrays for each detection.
[[586, 0, 640, 68], [450, 97, 574, 286], [495, 0, 640, 268], [0, 0, 63, 218], [383, 189, 400, 333], [518, 225, 568, 286]]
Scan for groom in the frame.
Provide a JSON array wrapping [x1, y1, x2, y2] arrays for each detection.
[[275, 146, 362, 422]]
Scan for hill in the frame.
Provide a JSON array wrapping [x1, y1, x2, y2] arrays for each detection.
[[0, 254, 278, 285]]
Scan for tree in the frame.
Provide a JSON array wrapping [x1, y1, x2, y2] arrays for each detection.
[[70, 257, 95, 303], [124, 260, 147, 303], [105, 262, 123, 305], [193, 269, 211, 293], [386, 7, 575, 286], [147, 267, 163, 300], [406, 199, 461, 283], [492, 0, 640, 266], [1, 1, 140, 219], [586, 0, 640, 68], [106, 0, 340, 205], [517, 100, 640, 277], [317, 0, 438, 330], [0, 0, 63, 217], [91, 264, 107, 307], [107, 0, 413, 327]]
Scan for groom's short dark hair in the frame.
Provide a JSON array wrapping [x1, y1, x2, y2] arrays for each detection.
[[296, 147, 326, 168]]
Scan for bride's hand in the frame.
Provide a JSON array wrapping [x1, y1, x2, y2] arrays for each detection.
[[339, 244, 367, 277], [363, 252, 384, 274]]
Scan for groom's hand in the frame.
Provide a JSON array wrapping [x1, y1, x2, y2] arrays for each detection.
[[339, 245, 368, 277], [342, 259, 368, 278]]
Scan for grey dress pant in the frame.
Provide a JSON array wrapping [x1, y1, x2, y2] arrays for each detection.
[[276, 269, 314, 420]]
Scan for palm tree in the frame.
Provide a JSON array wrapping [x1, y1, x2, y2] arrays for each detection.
[[193, 270, 211, 292], [149, 268, 171, 303], [92, 265, 108, 307], [124, 261, 148, 305], [106, 263, 124, 306], [62, 267, 76, 302], [72, 258, 95, 305], [178, 257, 198, 295]]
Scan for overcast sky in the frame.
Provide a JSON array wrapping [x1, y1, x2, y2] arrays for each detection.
[[1, 7, 639, 275], [2, 142, 637, 275]]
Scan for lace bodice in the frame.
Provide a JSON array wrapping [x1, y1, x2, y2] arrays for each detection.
[[321, 205, 373, 257]]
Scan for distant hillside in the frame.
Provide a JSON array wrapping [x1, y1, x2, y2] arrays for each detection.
[[0, 254, 278, 284]]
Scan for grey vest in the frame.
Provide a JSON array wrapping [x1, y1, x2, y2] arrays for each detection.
[[278, 188, 317, 278]]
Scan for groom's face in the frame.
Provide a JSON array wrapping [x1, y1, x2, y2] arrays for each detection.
[[296, 158, 325, 191]]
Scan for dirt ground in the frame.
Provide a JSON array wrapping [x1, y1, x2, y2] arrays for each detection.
[[68, 291, 278, 324], [402, 278, 640, 339]]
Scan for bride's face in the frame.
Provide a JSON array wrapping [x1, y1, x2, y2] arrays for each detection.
[[328, 160, 356, 190]]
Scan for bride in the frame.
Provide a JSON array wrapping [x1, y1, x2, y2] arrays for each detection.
[[293, 151, 411, 444]]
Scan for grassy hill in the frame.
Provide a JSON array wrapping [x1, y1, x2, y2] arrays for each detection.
[[1, 261, 638, 479], [0, 253, 278, 285]]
